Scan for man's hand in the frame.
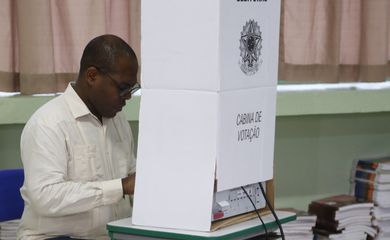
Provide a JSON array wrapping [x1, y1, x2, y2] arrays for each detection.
[[121, 173, 136, 195]]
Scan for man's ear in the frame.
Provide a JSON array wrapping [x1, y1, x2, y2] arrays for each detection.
[[85, 66, 99, 86]]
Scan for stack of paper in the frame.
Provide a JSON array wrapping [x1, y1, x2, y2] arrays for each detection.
[[276, 208, 316, 240], [0, 219, 20, 240], [370, 206, 390, 239], [309, 194, 376, 240]]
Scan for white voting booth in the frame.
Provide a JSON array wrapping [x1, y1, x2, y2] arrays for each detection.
[[133, 0, 281, 232]]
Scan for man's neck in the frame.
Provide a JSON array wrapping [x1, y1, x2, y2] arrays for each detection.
[[72, 82, 103, 124]]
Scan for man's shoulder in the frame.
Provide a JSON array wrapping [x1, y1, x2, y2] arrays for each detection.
[[27, 95, 70, 126]]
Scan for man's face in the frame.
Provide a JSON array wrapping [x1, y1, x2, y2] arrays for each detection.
[[90, 57, 139, 119]]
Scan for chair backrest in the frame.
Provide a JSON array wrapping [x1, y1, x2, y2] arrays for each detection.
[[0, 169, 24, 221]]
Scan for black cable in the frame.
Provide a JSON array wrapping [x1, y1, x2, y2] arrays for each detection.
[[258, 182, 285, 240], [241, 186, 269, 240]]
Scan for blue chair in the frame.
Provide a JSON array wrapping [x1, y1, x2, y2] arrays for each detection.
[[0, 169, 24, 221]]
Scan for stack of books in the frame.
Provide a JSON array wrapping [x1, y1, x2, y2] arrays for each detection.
[[352, 157, 390, 207], [0, 219, 20, 240], [276, 208, 316, 240], [308, 194, 376, 240], [372, 206, 390, 239], [351, 157, 390, 239]]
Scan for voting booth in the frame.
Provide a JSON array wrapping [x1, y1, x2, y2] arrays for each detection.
[[133, 0, 281, 232]]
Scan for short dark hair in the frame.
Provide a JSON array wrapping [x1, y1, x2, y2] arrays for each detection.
[[79, 34, 137, 75]]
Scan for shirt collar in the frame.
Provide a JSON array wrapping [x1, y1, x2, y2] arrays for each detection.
[[63, 82, 93, 119]]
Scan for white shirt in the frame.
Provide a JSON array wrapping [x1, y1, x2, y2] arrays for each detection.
[[17, 83, 136, 240]]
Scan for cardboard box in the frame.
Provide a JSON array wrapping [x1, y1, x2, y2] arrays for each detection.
[[133, 0, 281, 232], [141, 0, 281, 91]]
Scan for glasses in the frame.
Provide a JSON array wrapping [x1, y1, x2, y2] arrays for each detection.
[[93, 66, 141, 97]]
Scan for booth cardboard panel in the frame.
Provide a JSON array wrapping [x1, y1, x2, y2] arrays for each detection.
[[141, 0, 219, 91], [132, 89, 218, 231], [216, 86, 276, 191], [219, 1, 281, 90], [141, 0, 280, 91]]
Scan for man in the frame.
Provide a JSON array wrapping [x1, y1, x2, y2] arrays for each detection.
[[17, 35, 139, 240]]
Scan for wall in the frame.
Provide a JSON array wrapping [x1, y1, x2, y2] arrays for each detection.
[[0, 122, 139, 169], [274, 112, 390, 210], [0, 124, 23, 169]]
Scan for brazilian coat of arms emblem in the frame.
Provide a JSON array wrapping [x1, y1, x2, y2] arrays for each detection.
[[239, 19, 262, 76]]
